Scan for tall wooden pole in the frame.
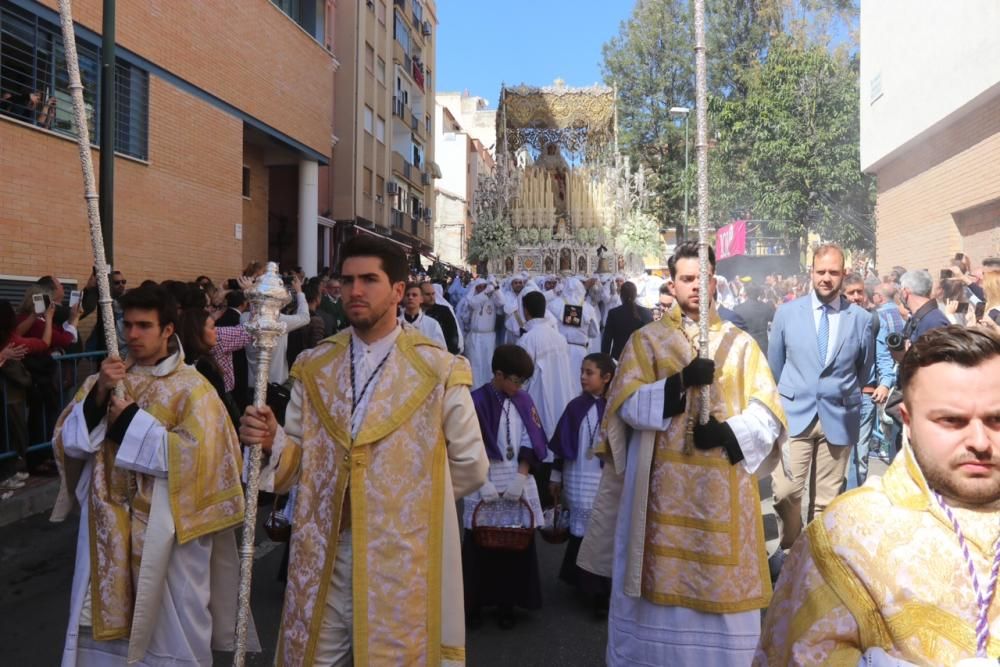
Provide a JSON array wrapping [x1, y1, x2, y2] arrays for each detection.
[[694, 0, 711, 425], [56, 0, 122, 374]]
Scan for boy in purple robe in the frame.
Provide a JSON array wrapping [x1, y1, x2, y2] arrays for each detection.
[[549, 352, 616, 616], [463, 345, 548, 629]]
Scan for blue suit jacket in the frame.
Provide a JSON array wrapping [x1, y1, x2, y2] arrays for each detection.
[[767, 295, 874, 446]]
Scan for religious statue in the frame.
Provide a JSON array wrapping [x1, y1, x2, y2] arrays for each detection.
[[505, 256, 515, 273], [559, 248, 572, 272], [535, 142, 568, 213]]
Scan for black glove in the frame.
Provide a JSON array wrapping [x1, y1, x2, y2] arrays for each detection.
[[693, 416, 744, 465], [681, 358, 715, 389], [662, 373, 686, 418]]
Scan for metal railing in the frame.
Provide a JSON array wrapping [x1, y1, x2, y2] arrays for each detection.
[[1, 350, 107, 461], [745, 236, 791, 256]]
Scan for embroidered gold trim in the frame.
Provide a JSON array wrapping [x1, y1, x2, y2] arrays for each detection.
[[808, 517, 892, 650]]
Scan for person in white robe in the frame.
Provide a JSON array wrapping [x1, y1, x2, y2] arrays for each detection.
[[577, 243, 787, 666], [400, 282, 446, 348], [501, 272, 532, 343], [51, 285, 252, 667], [548, 277, 601, 373], [459, 278, 503, 387], [243, 282, 310, 385], [515, 292, 576, 441]]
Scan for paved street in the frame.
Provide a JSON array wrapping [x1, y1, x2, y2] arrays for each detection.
[[0, 466, 890, 665]]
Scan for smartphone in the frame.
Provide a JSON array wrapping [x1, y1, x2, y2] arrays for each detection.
[[956, 302, 970, 315], [975, 302, 986, 321], [69, 290, 82, 308], [33, 293, 46, 314]]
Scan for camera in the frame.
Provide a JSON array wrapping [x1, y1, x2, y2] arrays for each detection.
[[886, 332, 906, 352]]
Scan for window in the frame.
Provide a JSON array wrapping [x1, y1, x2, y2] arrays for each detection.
[[365, 42, 374, 74], [375, 116, 385, 143], [0, 5, 148, 159], [394, 13, 410, 55], [364, 105, 373, 134], [376, 175, 385, 203], [363, 167, 373, 196], [413, 1, 423, 24], [377, 0, 387, 25], [242, 166, 251, 198], [376, 57, 386, 86], [412, 142, 423, 169], [271, 0, 326, 42]]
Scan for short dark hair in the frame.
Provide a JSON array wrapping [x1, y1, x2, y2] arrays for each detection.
[[583, 352, 616, 382], [522, 291, 547, 319], [339, 234, 408, 285], [118, 283, 177, 330], [302, 280, 321, 304], [983, 257, 1000, 270], [898, 326, 1000, 401], [668, 241, 715, 279], [491, 344, 535, 379], [225, 290, 246, 309], [36, 275, 58, 291], [746, 285, 763, 301]]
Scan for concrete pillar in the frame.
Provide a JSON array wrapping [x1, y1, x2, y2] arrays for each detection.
[[297, 159, 319, 276]]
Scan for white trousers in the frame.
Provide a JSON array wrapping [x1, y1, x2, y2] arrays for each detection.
[[313, 531, 354, 667]]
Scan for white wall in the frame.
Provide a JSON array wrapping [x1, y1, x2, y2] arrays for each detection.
[[860, 0, 1000, 172]]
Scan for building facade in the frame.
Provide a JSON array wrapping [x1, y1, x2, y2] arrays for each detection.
[[330, 0, 437, 263], [860, 0, 1000, 273], [434, 93, 495, 268], [0, 0, 335, 284]]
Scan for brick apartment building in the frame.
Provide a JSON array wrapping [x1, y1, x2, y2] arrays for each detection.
[[860, 1, 1000, 273], [0, 0, 335, 289], [330, 0, 438, 265]]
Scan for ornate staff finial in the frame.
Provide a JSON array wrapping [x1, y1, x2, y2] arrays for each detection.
[[233, 261, 290, 666]]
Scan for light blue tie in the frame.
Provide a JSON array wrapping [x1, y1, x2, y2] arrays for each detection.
[[817, 303, 830, 364]]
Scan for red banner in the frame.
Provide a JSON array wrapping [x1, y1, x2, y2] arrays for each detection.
[[715, 220, 747, 260]]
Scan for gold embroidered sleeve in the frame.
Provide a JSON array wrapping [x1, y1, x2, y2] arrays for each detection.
[[442, 384, 488, 499], [446, 355, 473, 389], [159, 378, 245, 543], [755, 531, 863, 666]]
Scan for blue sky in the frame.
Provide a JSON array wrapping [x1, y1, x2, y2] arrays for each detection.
[[435, 0, 634, 108]]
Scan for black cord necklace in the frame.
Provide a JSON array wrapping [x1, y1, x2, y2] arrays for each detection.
[[492, 388, 515, 460]]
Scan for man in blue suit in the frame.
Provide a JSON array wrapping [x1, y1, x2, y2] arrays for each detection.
[[767, 244, 874, 572]]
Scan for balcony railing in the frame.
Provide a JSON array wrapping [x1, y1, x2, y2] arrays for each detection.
[[391, 209, 404, 228]]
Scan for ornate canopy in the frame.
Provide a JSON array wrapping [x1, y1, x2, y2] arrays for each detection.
[[498, 81, 616, 160]]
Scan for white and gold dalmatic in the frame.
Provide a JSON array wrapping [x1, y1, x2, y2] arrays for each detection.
[[51, 343, 248, 666], [756, 441, 1000, 667], [579, 306, 786, 665], [263, 325, 488, 666]]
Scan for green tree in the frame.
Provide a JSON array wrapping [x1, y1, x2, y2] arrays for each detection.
[[601, 0, 780, 239], [711, 36, 874, 252]]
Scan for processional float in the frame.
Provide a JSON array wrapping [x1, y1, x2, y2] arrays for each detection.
[[55, 2, 283, 664]]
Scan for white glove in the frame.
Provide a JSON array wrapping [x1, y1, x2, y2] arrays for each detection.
[[479, 481, 500, 502], [502, 473, 530, 500]]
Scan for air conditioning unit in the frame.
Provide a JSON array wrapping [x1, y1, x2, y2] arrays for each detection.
[[421, 172, 431, 185], [422, 20, 431, 36], [423, 208, 432, 221], [387, 181, 399, 195]]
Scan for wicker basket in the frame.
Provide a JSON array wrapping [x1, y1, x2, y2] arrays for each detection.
[[471, 498, 535, 552]]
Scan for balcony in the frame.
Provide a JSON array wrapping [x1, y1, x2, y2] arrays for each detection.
[[412, 59, 425, 92], [391, 151, 422, 190], [392, 96, 406, 119], [391, 209, 404, 229], [411, 217, 420, 236]]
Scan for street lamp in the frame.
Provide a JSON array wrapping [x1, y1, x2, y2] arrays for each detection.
[[669, 106, 690, 242]]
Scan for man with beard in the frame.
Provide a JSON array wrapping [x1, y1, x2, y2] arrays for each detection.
[[756, 326, 1000, 666], [240, 235, 488, 666], [767, 244, 874, 575], [81, 268, 128, 351]]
